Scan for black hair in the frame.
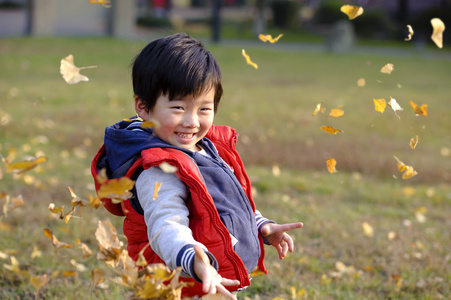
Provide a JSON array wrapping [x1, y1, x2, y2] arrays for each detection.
[[132, 33, 223, 113]]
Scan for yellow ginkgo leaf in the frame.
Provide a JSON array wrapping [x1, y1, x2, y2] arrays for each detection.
[[312, 103, 326, 116], [258, 34, 283, 43], [373, 98, 386, 113], [329, 108, 344, 118], [43, 228, 74, 253], [320, 126, 342, 134], [409, 101, 427, 116], [381, 63, 394, 74], [241, 49, 258, 69], [326, 158, 337, 173], [405, 25, 414, 41], [3, 155, 48, 174], [362, 222, 374, 237], [97, 176, 135, 203], [141, 119, 160, 129], [91, 268, 105, 291], [60, 54, 97, 84], [89, 0, 112, 8], [410, 135, 418, 149], [402, 166, 418, 179], [431, 18, 445, 48], [68, 186, 86, 207], [340, 5, 364, 20], [153, 182, 162, 201]]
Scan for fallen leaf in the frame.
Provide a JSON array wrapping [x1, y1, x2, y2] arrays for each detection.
[[89, 0, 112, 8], [242, 49, 258, 69], [153, 182, 162, 201], [141, 119, 160, 129], [405, 25, 414, 41], [30, 274, 48, 293], [381, 63, 394, 74], [60, 54, 97, 84], [388, 97, 403, 118], [326, 158, 337, 173], [402, 166, 418, 179], [362, 222, 374, 237], [320, 126, 342, 134], [259, 34, 283, 43], [312, 103, 326, 116], [95, 219, 124, 266], [340, 5, 364, 20], [91, 268, 105, 291], [97, 176, 135, 204], [89, 194, 103, 209], [2, 155, 48, 174], [43, 228, 74, 254], [373, 98, 386, 113], [329, 108, 344, 118], [68, 186, 86, 207], [431, 18, 445, 48], [159, 162, 177, 173], [410, 135, 419, 149], [409, 101, 427, 116]]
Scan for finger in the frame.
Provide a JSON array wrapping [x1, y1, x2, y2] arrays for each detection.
[[221, 278, 241, 287], [216, 284, 236, 300], [281, 240, 288, 258], [279, 222, 303, 232], [285, 233, 295, 252]]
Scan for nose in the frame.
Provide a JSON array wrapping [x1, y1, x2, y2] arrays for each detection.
[[182, 111, 199, 128]]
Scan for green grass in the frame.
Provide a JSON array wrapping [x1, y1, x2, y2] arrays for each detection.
[[0, 36, 450, 299]]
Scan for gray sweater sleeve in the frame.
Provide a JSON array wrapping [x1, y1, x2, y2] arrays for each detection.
[[136, 167, 217, 278]]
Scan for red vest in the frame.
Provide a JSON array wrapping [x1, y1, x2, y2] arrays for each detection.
[[92, 125, 267, 298]]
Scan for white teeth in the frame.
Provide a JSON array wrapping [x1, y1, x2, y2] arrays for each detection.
[[178, 133, 194, 139]]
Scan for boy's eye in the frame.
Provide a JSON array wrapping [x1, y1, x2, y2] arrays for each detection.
[[171, 106, 184, 110]]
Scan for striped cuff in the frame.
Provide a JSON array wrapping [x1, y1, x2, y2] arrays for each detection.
[[255, 210, 276, 245], [176, 244, 218, 282]]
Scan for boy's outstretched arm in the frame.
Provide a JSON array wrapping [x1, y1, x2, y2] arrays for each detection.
[[260, 222, 304, 259], [193, 245, 240, 299]]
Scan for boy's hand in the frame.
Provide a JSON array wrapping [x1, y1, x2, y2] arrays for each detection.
[[260, 222, 303, 259], [193, 245, 240, 299]]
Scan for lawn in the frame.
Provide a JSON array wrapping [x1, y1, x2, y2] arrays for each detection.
[[0, 35, 450, 299]]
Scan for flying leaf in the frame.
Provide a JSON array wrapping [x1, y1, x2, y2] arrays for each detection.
[[362, 222, 374, 237], [159, 162, 177, 173], [60, 54, 97, 84], [68, 186, 86, 207], [329, 108, 344, 118], [312, 103, 326, 116], [380, 63, 394, 74], [357, 78, 366, 87], [48, 203, 64, 214], [153, 182, 162, 201], [43, 228, 74, 254], [97, 176, 135, 204], [2, 155, 48, 174], [405, 25, 414, 41], [409, 101, 427, 116], [410, 135, 418, 149], [402, 166, 418, 179], [431, 18, 445, 48], [89, 0, 112, 8], [135, 243, 150, 267], [91, 268, 105, 291], [76, 238, 93, 259], [320, 126, 342, 134], [241, 49, 258, 69], [89, 194, 103, 209], [31, 245, 42, 259], [326, 159, 337, 173], [394, 156, 418, 179], [388, 97, 403, 118], [373, 98, 386, 113], [141, 119, 160, 129], [95, 219, 124, 266], [340, 5, 364, 20], [259, 34, 283, 43]]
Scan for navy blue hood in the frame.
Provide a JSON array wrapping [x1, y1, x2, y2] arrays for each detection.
[[103, 117, 189, 177]]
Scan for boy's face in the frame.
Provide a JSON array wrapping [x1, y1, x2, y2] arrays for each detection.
[[135, 89, 215, 152]]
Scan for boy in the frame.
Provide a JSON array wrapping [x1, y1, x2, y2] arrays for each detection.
[[92, 33, 303, 299]]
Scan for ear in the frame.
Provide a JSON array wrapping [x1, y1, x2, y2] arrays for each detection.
[[134, 96, 149, 120]]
